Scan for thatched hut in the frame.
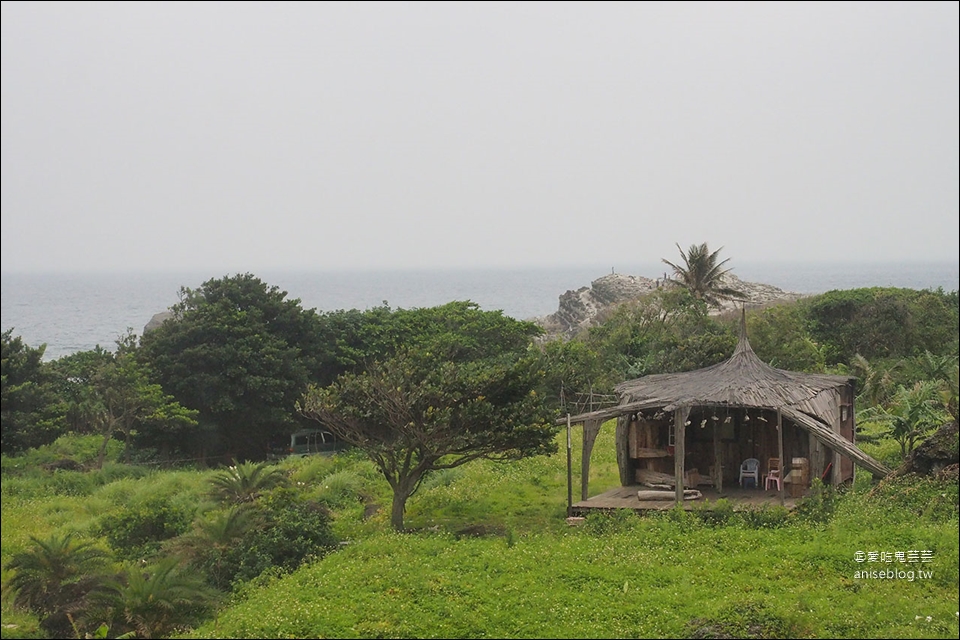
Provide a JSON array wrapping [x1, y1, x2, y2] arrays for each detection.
[[563, 313, 890, 507]]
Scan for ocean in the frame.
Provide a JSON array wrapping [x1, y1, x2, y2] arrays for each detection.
[[2, 261, 957, 361]]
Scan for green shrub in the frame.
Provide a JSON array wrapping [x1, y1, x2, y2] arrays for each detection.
[[738, 505, 790, 529], [870, 473, 960, 523], [98, 498, 193, 560], [316, 470, 365, 507], [193, 488, 337, 590], [0, 435, 122, 472], [420, 467, 464, 491], [582, 508, 638, 535], [694, 498, 736, 527], [793, 480, 838, 525], [286, 454, 337, 484], [46, 469, 97, 497]]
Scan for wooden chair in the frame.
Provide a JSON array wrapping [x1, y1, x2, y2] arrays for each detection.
[[764, 457, 782, 491]]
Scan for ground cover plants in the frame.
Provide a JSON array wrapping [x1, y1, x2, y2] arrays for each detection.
[[2, 426, 958, 639]]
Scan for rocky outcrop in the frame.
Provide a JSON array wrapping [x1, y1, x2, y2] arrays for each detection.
[[143, 311, 174, 333], [712, 274, 804, 313], [537, 272, 801, 337], [538, 274, 658, 336]]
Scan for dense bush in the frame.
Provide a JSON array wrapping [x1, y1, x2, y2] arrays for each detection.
[[804, 288, 958, 364], [192, 487, 337, 590], [99, 497, 193, 560]]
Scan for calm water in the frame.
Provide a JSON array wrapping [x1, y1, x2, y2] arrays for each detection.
[[2, 261, 957, 361]]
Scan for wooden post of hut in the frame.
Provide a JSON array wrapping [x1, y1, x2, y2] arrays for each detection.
[[713, 415, 723, 494], [674, 407, 688, 505], [832, 392, 843, 486], [566, 414, 572, 516], [777, 408, 785, 506], [581, 419, 601, 501]]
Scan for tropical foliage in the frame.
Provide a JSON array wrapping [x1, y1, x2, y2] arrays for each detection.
[[863, 381, 952, 457], [662, 242, 745, 308], [208, 461, 288, 505], [100, 558, 218, 639], [2, 533, 112, 637]]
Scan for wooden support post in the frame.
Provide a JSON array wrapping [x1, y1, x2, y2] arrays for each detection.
[[777, 409, 785, 506], [713, 417, 723, 494], [566, 415, 572, 516], [832, 393, 842, 486], [615, 415, 630, 486], [581, 419, 601, 501], [810, 432, 822, 482], [674, 407, 688, 505]]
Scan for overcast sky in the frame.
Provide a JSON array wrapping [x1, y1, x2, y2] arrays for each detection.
[[2, 1, 957, 273]]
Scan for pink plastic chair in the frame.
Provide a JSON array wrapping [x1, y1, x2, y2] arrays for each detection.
[[764, 458, 782, 491]]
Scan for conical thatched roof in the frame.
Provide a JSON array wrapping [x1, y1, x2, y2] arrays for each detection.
[[615, 316, 853, 426], [559, 313, 890, 477], [609, 313, 889, 477]]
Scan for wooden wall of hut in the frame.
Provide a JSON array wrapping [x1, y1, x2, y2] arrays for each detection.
[[621, 405, 855, 489], [623, 409, 816, 488], [692, 409, 811, 486]]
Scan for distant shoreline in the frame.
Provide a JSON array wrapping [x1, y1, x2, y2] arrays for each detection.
[[2, 261, 958, 360]]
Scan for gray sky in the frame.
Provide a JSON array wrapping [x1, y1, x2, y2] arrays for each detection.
[[2, 1, 958, 272]]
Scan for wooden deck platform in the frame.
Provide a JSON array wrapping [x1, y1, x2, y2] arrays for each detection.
[[571, 485, 801, 513]]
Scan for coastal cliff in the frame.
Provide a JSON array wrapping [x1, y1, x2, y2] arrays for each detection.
[[537, 273, 801, 337]]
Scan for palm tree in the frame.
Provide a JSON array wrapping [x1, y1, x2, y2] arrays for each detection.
[[662, 242, 745, 308], [166, 505, 260, 589], [3, 533, 113, 637], [850, 354, 899, 408], [208, 461, 287, 504], [102, 558, 219, 639]]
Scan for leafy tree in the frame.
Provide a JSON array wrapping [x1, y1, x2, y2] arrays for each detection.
[[1, 329, 63, 453], [661, 242, 745, 308], [2, 533, 113, 638], [300, 303, 557, 530], [584, 288, 736, 378], [746, 304, 827, 372], [804, 288, 959, 364], [140, 274, 327, 460], [50, 337, 198, 466], [939, 362, 959, 424], [532, 338, 613, 411]]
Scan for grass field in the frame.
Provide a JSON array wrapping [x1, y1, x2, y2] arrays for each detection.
[[2, 426, 958, 639]]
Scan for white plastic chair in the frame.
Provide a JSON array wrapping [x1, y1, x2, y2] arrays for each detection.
[[739, 458, 760, 488]]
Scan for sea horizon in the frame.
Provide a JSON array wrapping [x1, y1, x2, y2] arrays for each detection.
[[3, 260, 958, 361]]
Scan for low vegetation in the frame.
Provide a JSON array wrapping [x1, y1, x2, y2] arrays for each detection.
[[2, 424, 957, 639]]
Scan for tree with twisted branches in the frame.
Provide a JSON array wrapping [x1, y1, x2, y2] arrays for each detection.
[[299, 303, 557, 530]]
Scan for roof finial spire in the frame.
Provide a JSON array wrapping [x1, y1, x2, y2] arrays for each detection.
[[733, 306, 752, 356]]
